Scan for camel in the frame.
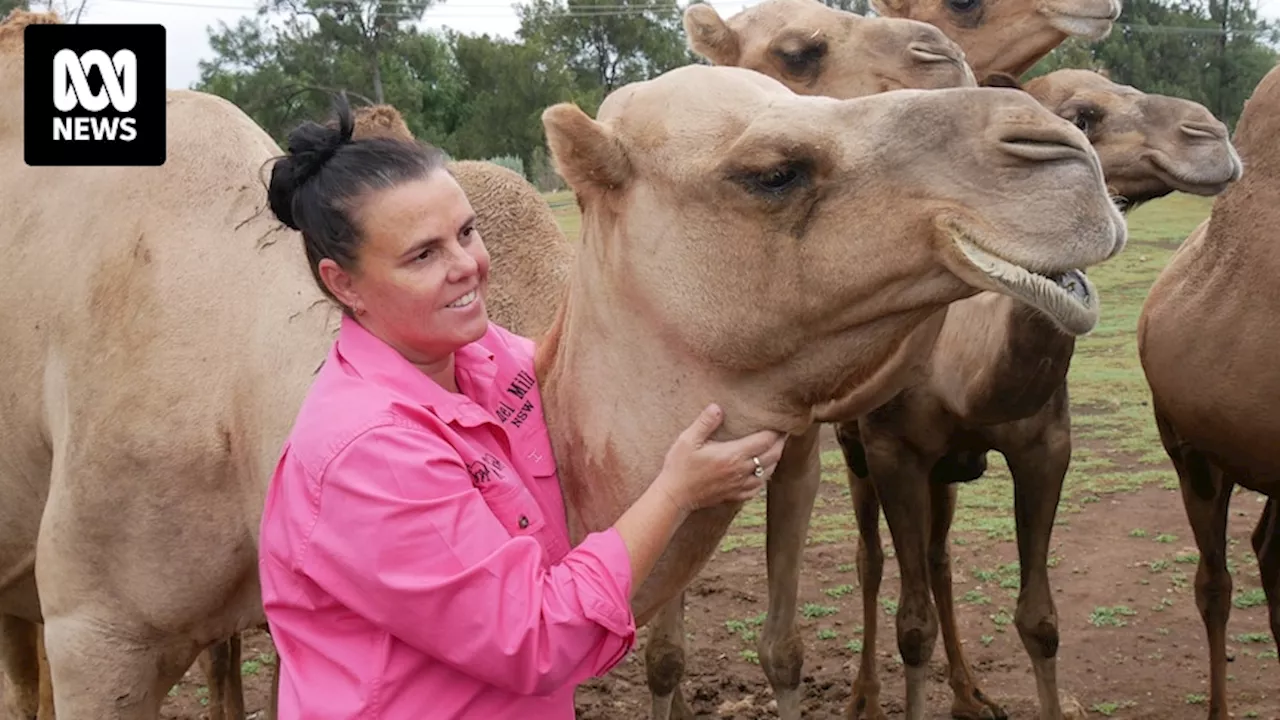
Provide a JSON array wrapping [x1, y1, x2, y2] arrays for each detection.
[[868, 0, 1121, 78], [1136, 62, 1280, 720], [833, 69, 1243, 720], [0, 9, 1132, 720]]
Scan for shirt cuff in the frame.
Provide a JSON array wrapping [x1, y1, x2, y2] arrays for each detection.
[[571, 527, 635, 638]]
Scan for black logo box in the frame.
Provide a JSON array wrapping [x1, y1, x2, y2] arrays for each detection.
[[24, 24, 166, 167]]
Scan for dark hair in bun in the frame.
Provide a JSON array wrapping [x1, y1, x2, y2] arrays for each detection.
[[266, 91, 448, 311]]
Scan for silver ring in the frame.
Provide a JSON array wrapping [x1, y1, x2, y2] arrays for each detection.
[[752, 456, 764, 478]]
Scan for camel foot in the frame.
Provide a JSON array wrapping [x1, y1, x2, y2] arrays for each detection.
[[950, 686, 1008, 720], [1057, 692, 1086, 720], [846, 690, 888, 720]]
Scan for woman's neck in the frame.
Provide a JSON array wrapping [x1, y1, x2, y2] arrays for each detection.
[[416, 354, 457, 394]]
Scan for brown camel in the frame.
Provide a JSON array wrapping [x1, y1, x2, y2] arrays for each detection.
[[869, 0, 1121, 78], [1136, 62, 1280, 720], [0, 9, 1131, 720], [835, 69, 1243, 720]]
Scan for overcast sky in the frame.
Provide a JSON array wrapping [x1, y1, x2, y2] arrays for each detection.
[[72, 0, 1280, 90]]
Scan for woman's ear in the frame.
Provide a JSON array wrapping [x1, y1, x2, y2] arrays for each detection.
[[318, 258, 361, 312]]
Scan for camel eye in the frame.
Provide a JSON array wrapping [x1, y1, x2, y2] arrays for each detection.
[[774, 39, 827, 77], [1071, 108, 1103, 136], [753, 165, 803, 194], [947, 0, 980, 11]]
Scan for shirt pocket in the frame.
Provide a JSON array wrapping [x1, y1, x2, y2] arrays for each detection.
[[472, 466, 547, 538]]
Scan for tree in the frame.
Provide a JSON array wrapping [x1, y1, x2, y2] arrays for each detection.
[[195, 0, 460, 144], [515, 0, 697, 100]]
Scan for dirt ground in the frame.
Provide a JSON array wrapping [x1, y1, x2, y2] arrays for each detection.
[[159, 422, 1277, 720]]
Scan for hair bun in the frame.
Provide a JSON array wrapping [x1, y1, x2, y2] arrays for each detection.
[[267, 92, 356, 231]]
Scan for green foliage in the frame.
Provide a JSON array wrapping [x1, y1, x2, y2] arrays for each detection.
[[484, 154, 526, 177]]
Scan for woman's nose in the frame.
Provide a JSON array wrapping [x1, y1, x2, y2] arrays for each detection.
[[446, 243, 480, 281]]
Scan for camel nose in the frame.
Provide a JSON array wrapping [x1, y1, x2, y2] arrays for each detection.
[[1179, 120, 1229, 141], [993, 118, 1093, 164]]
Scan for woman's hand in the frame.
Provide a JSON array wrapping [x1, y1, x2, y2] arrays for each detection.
[[656, 404, 787, 513]]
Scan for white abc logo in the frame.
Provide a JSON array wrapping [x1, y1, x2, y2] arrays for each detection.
[[52, 48, 137, 113]]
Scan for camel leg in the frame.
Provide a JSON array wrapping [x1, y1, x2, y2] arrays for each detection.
[[862, 419, 937, 720], [1000, 425, 1072, 720], [197, 636, 244, 720], [925, 478, 1006, 720], [39, 612, 201, 720], [758, 426, 822, 720], [1251, 498, 1279, 666], [1155, 409, 1234, 720], [1, 615, 42, 720], [644, 592, 691, 720], [833, 422, 888, 720], [35, 624, 53, 720]]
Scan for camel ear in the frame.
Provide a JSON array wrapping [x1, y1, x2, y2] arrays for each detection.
[[979, 72, 1024, 90], [868, 0, 906, 16], [350, 104, 414, 141], [542, 103, 632, 194], [684, 3, 741, 66]]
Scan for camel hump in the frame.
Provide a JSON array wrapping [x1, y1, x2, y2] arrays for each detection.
[[0, 8, 63, 55]]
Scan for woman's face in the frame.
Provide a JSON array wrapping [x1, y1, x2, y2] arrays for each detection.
[[321, 169, 491, 369]]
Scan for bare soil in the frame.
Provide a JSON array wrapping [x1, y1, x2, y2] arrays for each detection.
[[159, 424, 1278, 720]]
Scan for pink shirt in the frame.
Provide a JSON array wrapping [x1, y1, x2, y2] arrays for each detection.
[[258, 314, 637, 719]]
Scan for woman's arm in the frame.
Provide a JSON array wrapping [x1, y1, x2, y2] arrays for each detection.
[[297, 420, 636, 697]]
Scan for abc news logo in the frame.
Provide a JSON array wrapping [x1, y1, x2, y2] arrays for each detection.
[[24, 24, 165, 166]]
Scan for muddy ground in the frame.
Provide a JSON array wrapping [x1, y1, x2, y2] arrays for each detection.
[[160, 421, 1277, 720]]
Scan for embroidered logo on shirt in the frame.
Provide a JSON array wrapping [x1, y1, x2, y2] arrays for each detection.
[[466, 453, 507, 487], [467, 461, 491, 486], [494, 370, 538, 428]]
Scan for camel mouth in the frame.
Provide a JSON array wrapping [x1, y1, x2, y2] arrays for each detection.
[[1146, 151, 1243, 198], [1044, 11, 1117, 40], [949, 230, 1099, 336]]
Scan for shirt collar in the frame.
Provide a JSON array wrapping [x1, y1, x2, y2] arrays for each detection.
[[333, 313, 499, 425]]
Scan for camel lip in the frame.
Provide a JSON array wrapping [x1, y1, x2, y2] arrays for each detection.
[[1147, 152, 1243, 197], [949, 232, 1100, 336], [1044, 11, 1117, 40]]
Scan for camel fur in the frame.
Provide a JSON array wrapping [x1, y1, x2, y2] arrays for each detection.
[[0, 9, 1129, 720], [1136, 61, 1280, 720]]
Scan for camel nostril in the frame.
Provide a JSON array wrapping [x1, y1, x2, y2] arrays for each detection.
[[996, 126, 1090, 163], [908, 42, 962, 65], [1180, 122, 1228, 141]]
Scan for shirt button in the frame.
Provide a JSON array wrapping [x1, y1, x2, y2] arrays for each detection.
[[518, 515, 529, 529]]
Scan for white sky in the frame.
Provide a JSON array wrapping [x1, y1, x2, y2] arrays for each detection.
[[70, 0, 1280, 90]]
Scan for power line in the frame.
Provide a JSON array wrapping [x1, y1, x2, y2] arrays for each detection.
[[86, 0, 1280, 34]]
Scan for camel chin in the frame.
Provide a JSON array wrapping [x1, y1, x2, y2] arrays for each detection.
[[945, 224, 1100, 337]]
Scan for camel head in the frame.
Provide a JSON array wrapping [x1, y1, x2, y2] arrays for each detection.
[[540, 65, 1126, 409], [1018, 69, 1243, 207], [348, 104, 414, 141], [871, 0, 1121, 78], [683, 0, 975, 96]]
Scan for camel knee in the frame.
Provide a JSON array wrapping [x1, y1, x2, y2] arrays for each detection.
[[1014, 607, 1059, 659], [643, 636, 685, 698], [1195, 557, 1233, 620], [896, 609, 938, 668], [759, 629, 804, 692]]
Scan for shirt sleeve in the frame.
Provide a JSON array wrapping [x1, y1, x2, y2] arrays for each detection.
[[296, 419, 637, 696]]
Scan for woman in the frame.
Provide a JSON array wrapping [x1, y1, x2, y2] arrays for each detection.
[[256, 94, 788, 719]]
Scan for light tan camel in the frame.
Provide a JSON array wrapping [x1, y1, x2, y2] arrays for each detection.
[[834, 69, 1243, 720], [869, 0, 1121, 78], [0, 9, 1131, 719], [1136, 62, 1280, 720]]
